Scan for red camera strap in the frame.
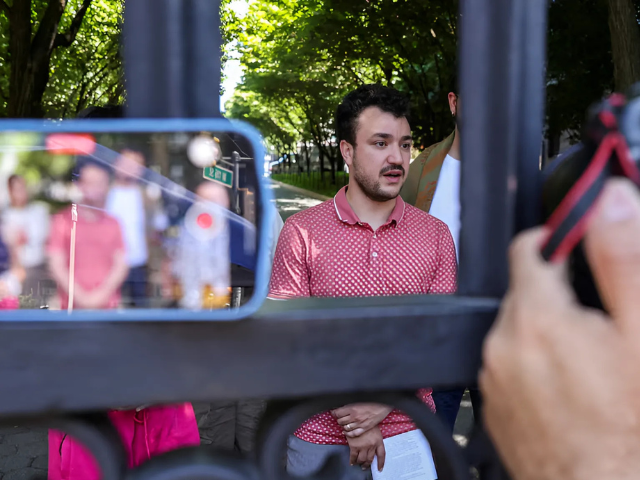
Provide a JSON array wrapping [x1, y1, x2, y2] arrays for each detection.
[[541, 95, 640, 262]]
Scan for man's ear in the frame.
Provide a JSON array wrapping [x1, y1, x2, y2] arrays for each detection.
[[448, 92, 458, 116], [340, 140, 354, 167]]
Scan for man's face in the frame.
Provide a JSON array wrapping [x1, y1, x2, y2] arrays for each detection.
[[78, 164, 111, 208], [196, 182, 230, 209], [342, 106, 412, 202], [9, 177, 28, 208], [114, 150, 145, 182]]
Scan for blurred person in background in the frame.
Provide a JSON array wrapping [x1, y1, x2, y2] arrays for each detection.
[[106, 149, 168, 308], [0, 227, 24, 310], [167, 181, 232, 310], [400, 81, 482, 433], [2, 174, 50, 305], [47, 159, 128, 310]]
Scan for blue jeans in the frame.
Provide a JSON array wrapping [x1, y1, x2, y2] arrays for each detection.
[[287, 435, 372, 480], [432, 387, 482, 433], [122, 265, 148, 308]]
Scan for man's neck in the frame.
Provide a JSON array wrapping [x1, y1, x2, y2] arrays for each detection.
[[448, 127, 461, 161], [114, 178, 135, 187], [345, 183, 396, 231]]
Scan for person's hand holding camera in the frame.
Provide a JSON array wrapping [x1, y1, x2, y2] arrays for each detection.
[[481, 179, 640, 480]]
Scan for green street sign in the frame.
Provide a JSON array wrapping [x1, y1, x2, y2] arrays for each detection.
[[203, 165, 233, 188]]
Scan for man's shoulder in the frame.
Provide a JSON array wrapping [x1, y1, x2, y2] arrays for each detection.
[[51, 205, 72, 222], [101, 211, 123, 230], [403, 203, 448, 233], [413, 133, 455, 167]]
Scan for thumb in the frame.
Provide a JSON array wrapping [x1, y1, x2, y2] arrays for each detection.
[[583, 178, 640, 331]]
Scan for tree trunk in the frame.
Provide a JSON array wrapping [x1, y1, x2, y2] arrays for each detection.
[[8, 0, 33, 117], [608, 0, 640, 92], [7, 0, 93, 118]]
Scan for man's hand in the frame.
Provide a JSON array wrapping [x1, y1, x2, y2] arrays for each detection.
[[481, 179, 640, 480], [15, 229, 27, 246], [332, 403, 393, 438], [75, 287, 112, 309], [346, 425, 386, 471]]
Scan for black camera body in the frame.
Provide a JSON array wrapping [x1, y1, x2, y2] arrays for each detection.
[[541, 83, 640, 310]]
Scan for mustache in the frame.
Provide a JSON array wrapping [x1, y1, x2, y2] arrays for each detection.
[[380, 165, 406, 176]]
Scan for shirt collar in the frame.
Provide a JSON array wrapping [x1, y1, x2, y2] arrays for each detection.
[[333, 186, 406, 227]]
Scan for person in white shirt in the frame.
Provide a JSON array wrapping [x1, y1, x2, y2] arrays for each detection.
[[400, 84, 480, 433], [106, 150, 166, 308], [2, 175, 50, 304]]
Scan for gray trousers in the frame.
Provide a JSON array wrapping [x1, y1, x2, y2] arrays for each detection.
[[286, 435, 373, 480], [193, 400, 265, 456]]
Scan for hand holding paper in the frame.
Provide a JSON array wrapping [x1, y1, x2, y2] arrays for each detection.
[[371, 429, 437, 480]]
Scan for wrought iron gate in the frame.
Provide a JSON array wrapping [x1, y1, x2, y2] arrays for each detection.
[[0, 0, 548, 479]]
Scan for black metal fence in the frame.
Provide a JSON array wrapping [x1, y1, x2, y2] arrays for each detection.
[[0, 0, 549, 479]]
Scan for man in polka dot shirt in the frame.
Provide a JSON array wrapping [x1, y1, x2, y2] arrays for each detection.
[[269, 84, 457, 479]]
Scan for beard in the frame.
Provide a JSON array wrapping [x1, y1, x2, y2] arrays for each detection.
[[351, 155, 404, 203]]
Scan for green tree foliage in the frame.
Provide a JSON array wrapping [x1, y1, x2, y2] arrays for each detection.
[[546, 0, 615, 142], [225, 0, 458, 181], [227, 0, 640, 166], [0, 0, 123, 118], [546, 0, 640, 149]]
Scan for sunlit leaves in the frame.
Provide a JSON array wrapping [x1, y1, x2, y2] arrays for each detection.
[[224, 0, 459, 159], [43, 0, 124, 118], [0, 0, 124, 118]]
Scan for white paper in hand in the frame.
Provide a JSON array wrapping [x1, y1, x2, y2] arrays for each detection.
[[371, 429, 437, 480]]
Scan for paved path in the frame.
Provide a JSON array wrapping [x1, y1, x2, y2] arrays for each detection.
[[267, 181, 322, 220], [0, 425, 47, 480], [0, 181, 473, 478]]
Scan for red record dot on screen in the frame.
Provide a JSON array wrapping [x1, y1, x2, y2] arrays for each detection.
[[196, 213, 213, 229]]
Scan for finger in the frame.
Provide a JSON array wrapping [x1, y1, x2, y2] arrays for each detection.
[[356, 449, 368, 466], [366, 447, 376, 466], [336, 416, 352, 426], [508, 228, 575, 307], [376, 444, 386, 471], [345, 428, 365, 438], [583, 179, 640, 330], [332, 406, 350, 418], [349, 447, 358, 466]]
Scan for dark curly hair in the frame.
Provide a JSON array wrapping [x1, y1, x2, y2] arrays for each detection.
[[336, 84, 411, 147]]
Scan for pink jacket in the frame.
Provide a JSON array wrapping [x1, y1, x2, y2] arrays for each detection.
[[48, 404, 200, 480]]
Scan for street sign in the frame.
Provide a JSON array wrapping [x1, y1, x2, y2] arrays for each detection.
[[203, 165, 233, 188]]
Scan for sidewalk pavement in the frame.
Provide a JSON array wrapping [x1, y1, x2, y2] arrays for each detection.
[[0, 425, 47, 480], [268, 180, 331, 202]]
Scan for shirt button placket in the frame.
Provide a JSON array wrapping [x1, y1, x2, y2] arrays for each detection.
[[372, 230, 383, 291]]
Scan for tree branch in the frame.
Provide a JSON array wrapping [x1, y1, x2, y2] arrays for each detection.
[[54, 0, 93, 48], [0, 1, 10, 15]]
